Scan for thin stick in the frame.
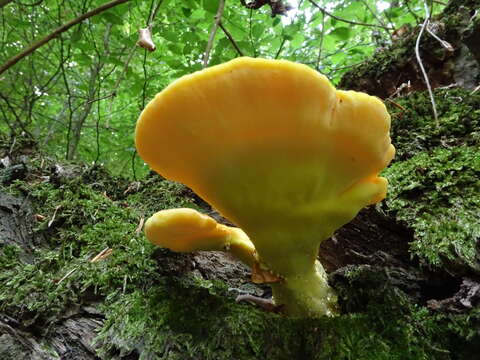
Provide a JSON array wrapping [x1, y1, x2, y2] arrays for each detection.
[[274, 38, 286, 59], [360, 0, 391, 36], [90, 247, 112, 262], [203, 0, 226, 68], [315, 10, 326, 71], [385, 98, 406, 112], [57, 268, 77, 285], [426, 26, 453, 51], [0, 0, 132, 75], [415, 0, 439, 126], [307, 0, 392, 30], [219, 21, 244, 56]]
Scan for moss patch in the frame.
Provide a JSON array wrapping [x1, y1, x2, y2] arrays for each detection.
[[383, 146, 479, 271], [95, 270, 480, 360], [383, 89, 480, 272], [387, 88, 480, 160], [1, 129, 479, 358]]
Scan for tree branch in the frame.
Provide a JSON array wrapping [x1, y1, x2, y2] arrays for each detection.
[[219, 21, 244, 56], [203, 0, 226, 68], [307, 0, 392, 30], [0, 0, 132, 75], [415, 0, 438, 126]]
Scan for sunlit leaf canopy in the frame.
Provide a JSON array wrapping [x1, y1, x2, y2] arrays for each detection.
[[0, 0, 445, 177]]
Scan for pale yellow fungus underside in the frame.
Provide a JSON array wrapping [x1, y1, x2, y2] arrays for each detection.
[[136, 57, 394, 276]]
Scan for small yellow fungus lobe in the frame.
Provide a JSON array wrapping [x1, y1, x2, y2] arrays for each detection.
[[136, 57, 395, 317], [145, 208, 255, 267]]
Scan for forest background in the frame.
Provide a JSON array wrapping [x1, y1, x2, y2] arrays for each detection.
[[0, 0, 447, 178]]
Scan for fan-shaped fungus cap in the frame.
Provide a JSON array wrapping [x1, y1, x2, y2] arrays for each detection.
[[136, 57, 395, 317], [145, 208, 256, 267]]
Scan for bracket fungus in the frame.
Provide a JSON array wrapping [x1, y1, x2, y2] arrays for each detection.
[[135, 57, 395, 317]]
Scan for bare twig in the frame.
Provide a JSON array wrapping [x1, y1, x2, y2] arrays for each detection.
[[329, 60, 367, 72], [90, 247, 113, 262], [48, 205, 61, 228], [389, 80, 412, 98], [275, 0, 303, 59], [307, 0, 392, 30], [87, 92, 116, 104], [147, 0, 163, 25], [0, 91, 32, 136], [248, 8, 257, 57], [0, 0, 132, 75], [57, 268, 77, 284], [426, 24, 453, 52], [219, 21, 244, 56], [385, 98, 407, 112], [415, 0, 439, 126], [203, 0, 226, 68], [94, 78, 102, 164], [359, 0, 391, 37], [315, 10, 326, 71], [403, 0, 420, 24], [236, 294, 279, 312], [122, 275, 128, 294], [274, 38, 286, 59], [110, 45, 136, 99], [135, 217, 145, 234]]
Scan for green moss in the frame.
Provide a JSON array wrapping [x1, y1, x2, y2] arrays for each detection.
[[1, 152, 478, 358], [387, 88, 480, 160], [94, 268, 480, 360], [125, 173, 200, 214], [383, 146, 479, 271], [0, 178, 159, 321], [382, 89, 480, 271]]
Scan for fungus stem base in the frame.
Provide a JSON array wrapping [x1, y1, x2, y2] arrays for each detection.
[[270, 261, 338, 317]]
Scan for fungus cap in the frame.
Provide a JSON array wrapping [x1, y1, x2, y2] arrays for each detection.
[[145, 208, 256, 266], [136, 57, 395, 276]]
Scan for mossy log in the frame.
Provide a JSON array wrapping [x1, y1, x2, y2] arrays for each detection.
[[1, 1, 480, 359]]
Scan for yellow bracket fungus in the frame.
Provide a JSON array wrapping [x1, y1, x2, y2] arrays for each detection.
[[135, 57, 395, 318]]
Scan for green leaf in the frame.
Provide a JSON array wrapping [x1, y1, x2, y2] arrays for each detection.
[[290, 33, 304, 49], [190, 8, 206, 20], [182, 7, 192, 17], [168, 42, 184, 54], [252, 24, 264, 38], [161, 31, 178, 42], [112, 3, 130, 17], [329, 27, 352, 41], [334, 2, 364, 21], [182, 32, 198, 43], [203, 0, 219, 13], [105, 56, 123, 66], [101, 11, 124, 25], [384, 7, 402, 20], [164, 57, 184, 68], [75, 54, 92, 66], [70, 30, 82, 43], [226, 23, 246, 41]]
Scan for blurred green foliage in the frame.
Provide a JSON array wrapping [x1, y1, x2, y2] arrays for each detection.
[[0, 0, 445, 177]]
